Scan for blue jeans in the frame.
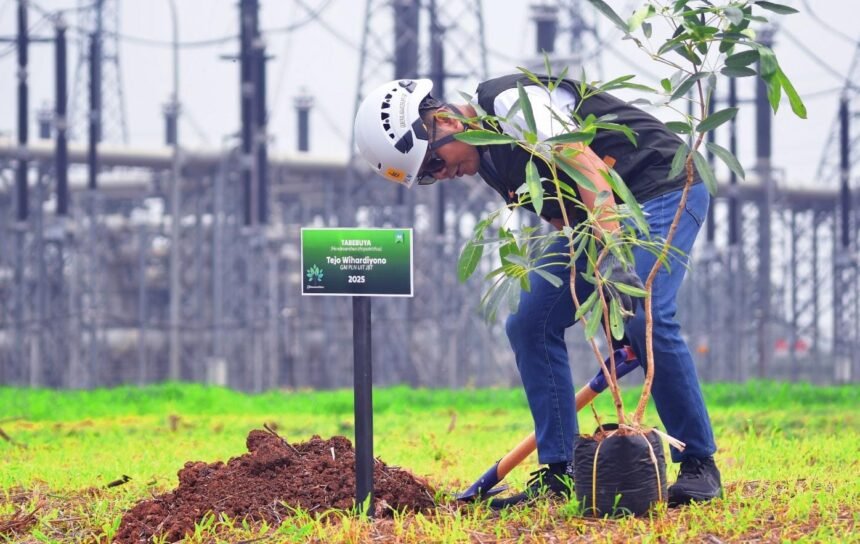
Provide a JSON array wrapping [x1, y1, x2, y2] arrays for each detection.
[[505, 182, 716, 464]]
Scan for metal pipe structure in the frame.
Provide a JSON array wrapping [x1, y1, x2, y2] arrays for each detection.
[[17, 0, 29, 222], [728, 78, 739, 245], [531, 3, 559, 54], [55, 16, 68, 216], [254, 34, 268, 225], [429, 0, 445, 235], [167, 0, 182, 381], [294, 93, 313, 152], [393, 0, 419, 207], [239, 0, 258, 226], [87, 31, 100, 190], [755, 28, 775, 379], [839, 96, 851, 249]]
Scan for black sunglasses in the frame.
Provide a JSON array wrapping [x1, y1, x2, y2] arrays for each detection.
[[417, 117, 459, 186]]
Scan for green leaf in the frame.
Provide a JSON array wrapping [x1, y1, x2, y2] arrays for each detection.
[[697, 107, 739, 132], [613, 281, 648, 298], [776, 66, 807, 119], [604, 170, 649, 236], [754, 1, 799, 14], [721, 66, 757, 78], [575, 290, 599, 320], [766, 75, 782, 113], [609, 297, 625, 340], [756, 45, 778, 77], [544, 131, 595, 145], [593, 122, 638, 147], [628, 4, 654, 32], [505, 98, 522, 121], [706, 141, 746, 180], [481, 277, 510, 323], [693, 150, 718, 196], [534, 268, 563, 289], [503, 253, 529, 268], [666, 121, 692, 135], [724, 5, 744, 25], [584, 303, 604, 340], [669, 143, 690, 179], [587, 0, 629, 32], [719, 37, 736, 54], [642, 21, 652, 38], [458, 240, 484, 283], [517, 82, 537, 136], [555, 152, 599, 193], [498, 228, 518, 268], [599, 74, 635, 91], [677, 46, 703, 66], [454, 130, 516, 145], [658, 39, 686, 58], [661, 78, 672, 93], [725, 49, 759, 68], [525, 160, 544, 217], [670, 71, 709, 101]]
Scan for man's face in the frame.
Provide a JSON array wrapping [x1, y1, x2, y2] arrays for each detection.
[[419, 112, 481, 184]]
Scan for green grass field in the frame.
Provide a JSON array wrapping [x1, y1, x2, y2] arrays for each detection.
[[1, 382, 858, 543]]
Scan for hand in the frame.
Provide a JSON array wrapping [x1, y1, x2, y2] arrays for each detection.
[[596, 253, 644, 321]]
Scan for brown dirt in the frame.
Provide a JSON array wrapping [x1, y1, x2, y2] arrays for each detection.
[[0, 504, 40, 538], [114, 429, 435, 543]]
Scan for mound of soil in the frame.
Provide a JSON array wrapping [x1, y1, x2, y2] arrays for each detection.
[[115, 430, 435, 543]]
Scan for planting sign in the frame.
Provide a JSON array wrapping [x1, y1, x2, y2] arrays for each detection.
[[301, 228, 413, 297]]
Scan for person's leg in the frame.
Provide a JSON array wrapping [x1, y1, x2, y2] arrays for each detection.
[[625, 182, 717, 462], [505, 232, 594, 466]]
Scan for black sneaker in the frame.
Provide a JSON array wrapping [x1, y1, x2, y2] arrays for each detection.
[[668, 456, 723, 506], [488, 463, 574, 509]]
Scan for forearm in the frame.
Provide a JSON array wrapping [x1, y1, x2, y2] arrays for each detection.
[[556, 143, 620, 234]]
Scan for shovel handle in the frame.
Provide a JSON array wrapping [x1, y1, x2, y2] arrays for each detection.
[[495, 384, 600, 479], [495, 346, 638, 480]]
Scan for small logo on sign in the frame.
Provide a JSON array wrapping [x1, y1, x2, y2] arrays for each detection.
[[306, 264, 324, 284], [395, 232, 405, 243]]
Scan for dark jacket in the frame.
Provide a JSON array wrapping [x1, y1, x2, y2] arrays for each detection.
[[475, 74, 691, 222]]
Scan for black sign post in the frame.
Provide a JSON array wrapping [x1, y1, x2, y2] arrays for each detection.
[[352, 296, 373, 515]]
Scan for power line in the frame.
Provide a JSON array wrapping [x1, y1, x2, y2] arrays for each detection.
[[28, 0, 102, 18], [781, 27, 860, 92], [292, 0, 360, 52], [803, 85, 851, 100], [96, 0, 337, 50], [604, 42, 662, 81], [268, 2, 299, 125], [800, 0, 860, 47], [0, 9, 53, 59]]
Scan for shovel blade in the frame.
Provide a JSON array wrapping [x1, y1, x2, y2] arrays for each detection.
[[456, 462, 508, 501]]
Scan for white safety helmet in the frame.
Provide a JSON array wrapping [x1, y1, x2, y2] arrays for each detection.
[[353, 79, 436, 188]]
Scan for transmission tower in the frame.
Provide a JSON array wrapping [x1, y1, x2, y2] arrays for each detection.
[[70, 0, 128, 143], [814, 41, 860, 381], [816, 43, 860, 185]]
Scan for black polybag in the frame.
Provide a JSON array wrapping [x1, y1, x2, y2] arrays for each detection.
[[574, 423, 667, 517]]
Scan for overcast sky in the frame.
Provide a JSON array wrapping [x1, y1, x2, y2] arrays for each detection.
[[0, 0, 858, 189]]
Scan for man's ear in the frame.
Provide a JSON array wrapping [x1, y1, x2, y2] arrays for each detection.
[[434, 109, 462, 130]]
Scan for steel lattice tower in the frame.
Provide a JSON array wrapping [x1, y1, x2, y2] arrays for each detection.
[[70, 0, 128, 143], [816, 43, 860, 185], [816, 42, 860, 381]]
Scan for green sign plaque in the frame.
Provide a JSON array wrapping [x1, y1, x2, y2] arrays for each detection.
[[300, 228, 413, 297]]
